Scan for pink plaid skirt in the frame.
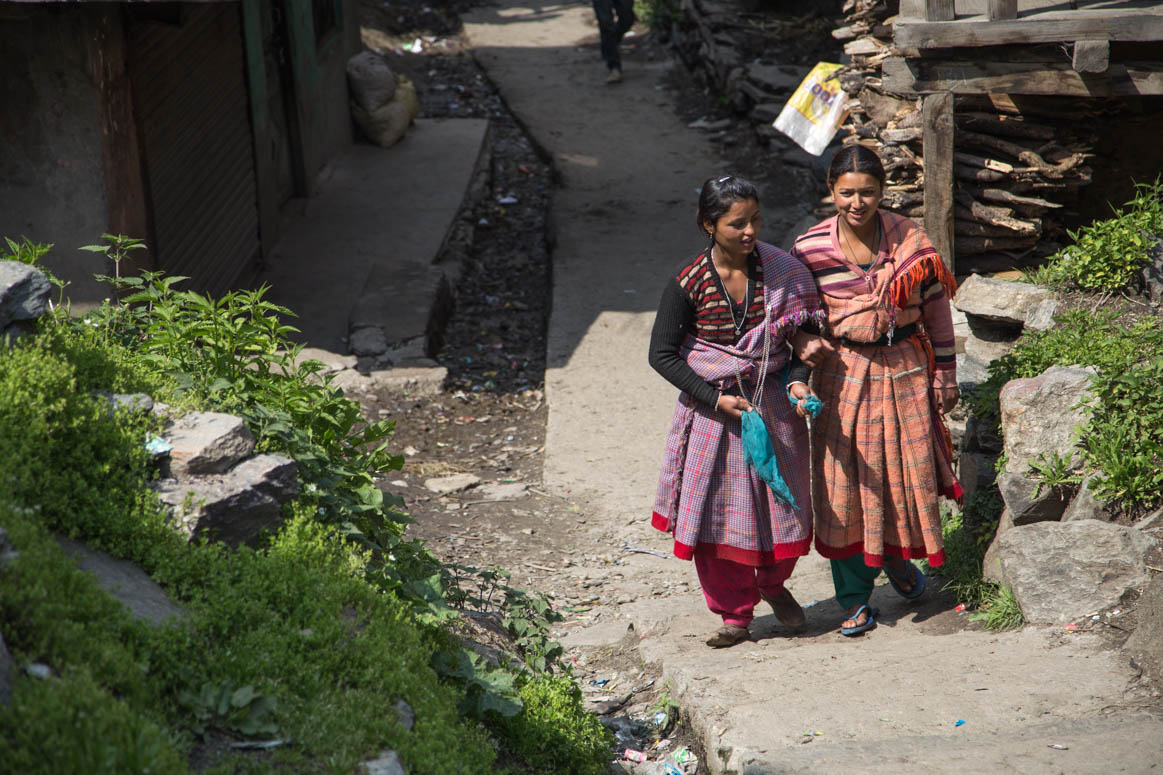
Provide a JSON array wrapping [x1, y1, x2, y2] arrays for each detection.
[[651, 376, 813, 566]]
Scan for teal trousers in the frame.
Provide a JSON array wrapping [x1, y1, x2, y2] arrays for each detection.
[[830, 554, 882, 609]]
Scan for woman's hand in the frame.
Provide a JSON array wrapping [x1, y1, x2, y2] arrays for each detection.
[[787, 382, 818, 418], [791, 330, 836, 369], [933, 385, 960, 414], [716, 394, 752, 419]]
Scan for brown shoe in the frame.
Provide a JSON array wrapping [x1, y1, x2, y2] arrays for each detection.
[[761, 587, 806, 630], [705, 624, 750, 648], [606, 67, 623, 84]]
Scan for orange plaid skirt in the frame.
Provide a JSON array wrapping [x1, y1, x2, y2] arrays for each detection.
[[810, 334, 960, 567]]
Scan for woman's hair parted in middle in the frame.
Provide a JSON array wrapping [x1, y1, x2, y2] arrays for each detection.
[[825, 144, 887, 189], [697, 175, 760, 233]]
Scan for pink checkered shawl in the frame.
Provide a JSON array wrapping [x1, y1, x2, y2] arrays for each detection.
[[651, 242, 823, 565]]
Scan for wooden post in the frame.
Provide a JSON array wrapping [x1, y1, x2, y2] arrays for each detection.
[[89, 5, 154, 275], [923, 92, 955, 274], [925, 0, 955, 22], [1073, 40, 1110, 73], [988, 0, 1017, 21]]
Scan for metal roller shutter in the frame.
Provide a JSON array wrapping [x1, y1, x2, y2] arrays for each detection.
[[130, 2, 260, 297]]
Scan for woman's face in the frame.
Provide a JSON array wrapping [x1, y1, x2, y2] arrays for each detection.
[[706, 198, 761, 257], [831, 172, 883, 231]]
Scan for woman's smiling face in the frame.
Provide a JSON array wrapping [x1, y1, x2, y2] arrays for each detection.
[[707, 198, 761, 257], [831, 172, 883, 231]]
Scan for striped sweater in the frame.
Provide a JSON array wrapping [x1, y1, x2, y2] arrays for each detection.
[[790, 213, 957, 382]]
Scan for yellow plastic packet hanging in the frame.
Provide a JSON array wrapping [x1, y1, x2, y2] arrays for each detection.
[[773, 62, 849, 156]]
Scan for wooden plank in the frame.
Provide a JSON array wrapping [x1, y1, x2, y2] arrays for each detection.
[[899, 0, 926, 19], [989, 0, 1017, 21], [1073, 40, 1110, 73], [883, 56, 1163, 96], [925, 0, 955, 22], [88, 5, 153, 275], [922, 92, 955, 273], [894, 13, 1163, 49]]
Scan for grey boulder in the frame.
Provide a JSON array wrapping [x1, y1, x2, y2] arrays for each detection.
[[156, 454, 298, 547], [991, 520, 1158, 623], [953, 274, 1053, 326], [164, 412, 256, 476], [0, 261, 52, 330], [56, 536, 183, 626]]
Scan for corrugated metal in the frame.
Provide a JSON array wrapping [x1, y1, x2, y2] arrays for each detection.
[[130, 3, 260, 296]]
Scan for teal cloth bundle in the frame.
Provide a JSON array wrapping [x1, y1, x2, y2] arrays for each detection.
[[740, 409, 798, 509], [739, 366, 825, 509]]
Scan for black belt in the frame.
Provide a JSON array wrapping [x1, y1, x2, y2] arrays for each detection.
[[837, 322, 918, 348]]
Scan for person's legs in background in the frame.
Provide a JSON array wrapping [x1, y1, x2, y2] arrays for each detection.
[[591, 0, 635, 82]]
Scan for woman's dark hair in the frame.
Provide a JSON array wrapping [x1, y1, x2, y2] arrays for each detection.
[[696, 175, 760, 234], [826, 144, 886, 188]]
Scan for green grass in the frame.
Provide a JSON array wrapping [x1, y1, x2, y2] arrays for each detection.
[[0, 241, 611, 774]]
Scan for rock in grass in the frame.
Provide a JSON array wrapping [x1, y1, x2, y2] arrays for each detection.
[[0, 261, 52, 330], [56, 536, 183, 626], [361, 749, 406, 775], [997, 365, 1095, 521], [953, 274, 1053, 326], [165, 412, 255, 476], [992, 520, 1158, 623], [156, 454, 298, 547]]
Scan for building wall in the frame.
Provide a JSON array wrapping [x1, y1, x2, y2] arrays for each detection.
[[0, 4, 111, 306], [287, 0, 360, 193]]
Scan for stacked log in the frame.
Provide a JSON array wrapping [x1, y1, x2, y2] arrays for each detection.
[[829, 0, 1095, 272]]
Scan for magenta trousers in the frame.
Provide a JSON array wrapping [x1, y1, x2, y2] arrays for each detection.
[[694, 553, 799, 627]]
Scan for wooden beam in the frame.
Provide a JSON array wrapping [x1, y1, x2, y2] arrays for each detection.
[[988, 0, 1017, 21], [883, 56, 1163, 96], [1073, 40, 1110, 73], [88, 5, 154, 275], [922, 92, 955, 274], [894, 12, 1163, 49], [925, 0, 955, 22]]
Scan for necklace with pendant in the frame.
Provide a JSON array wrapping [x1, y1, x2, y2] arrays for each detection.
[[711, 247, 750, 337]]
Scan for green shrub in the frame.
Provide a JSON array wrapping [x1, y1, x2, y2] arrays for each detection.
[[493, 675, 614, 775], [936, 503, 1024, 630], [1, 243, 605, 773], [0, 670, 186, 775], [1025, 178, 1163, 293], [966, 309, 1163, 511]]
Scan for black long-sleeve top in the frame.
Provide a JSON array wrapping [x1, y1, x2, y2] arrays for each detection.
[[648, 251, 810, 407]]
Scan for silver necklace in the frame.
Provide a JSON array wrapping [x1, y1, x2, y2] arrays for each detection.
[[734, 306, 772, 411], [710, 247, 750, 337]]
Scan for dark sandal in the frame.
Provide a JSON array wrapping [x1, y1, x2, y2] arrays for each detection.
[[705, 624, 750, 648], [761, 587, 806, 630], [840, 604, 879, 637], [885, 561, 927, 601]]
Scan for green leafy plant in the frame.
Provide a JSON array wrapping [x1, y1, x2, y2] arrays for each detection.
[[177, 682, 278, 738], [491, 675, 614, 775], [969, 585, 1024, 631], [964, 308, 1163, 511], [2, 239, 609, 774], [1024, 178, 1163, 293], [1029, 449, 1083, 496]]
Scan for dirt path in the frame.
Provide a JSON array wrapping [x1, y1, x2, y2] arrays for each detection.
[[447, 2, 1163, 773]]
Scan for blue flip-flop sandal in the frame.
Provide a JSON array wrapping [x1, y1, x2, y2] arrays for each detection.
[[840, 604, 878, 636], [886, 561, 926, 601]]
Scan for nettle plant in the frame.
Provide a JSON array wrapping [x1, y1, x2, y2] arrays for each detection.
[[1025, 178, 1163, 293], [58, 237, 436, 601]]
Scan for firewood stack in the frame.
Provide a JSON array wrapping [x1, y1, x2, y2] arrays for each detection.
[[829, 0, 1096, 272]]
